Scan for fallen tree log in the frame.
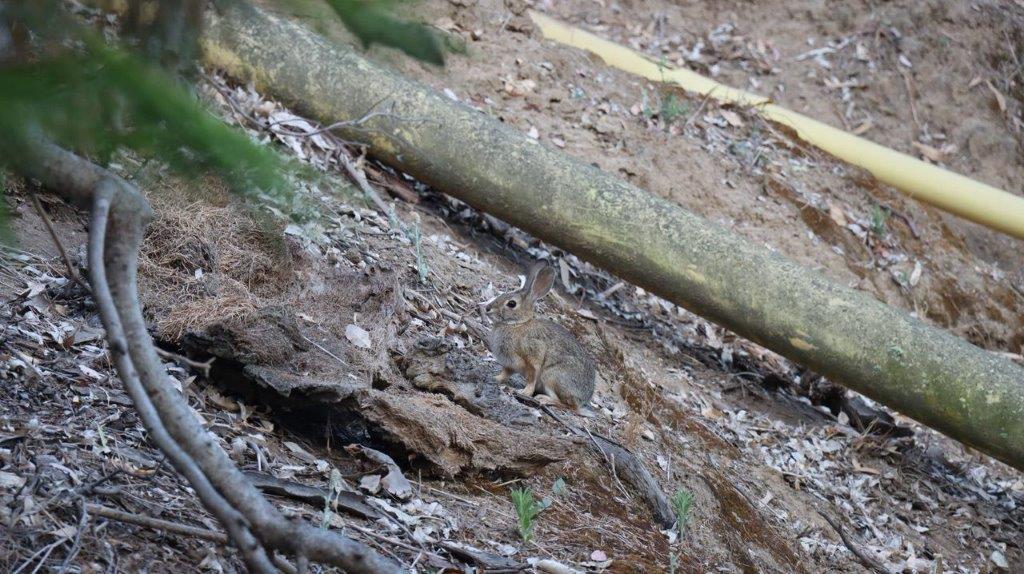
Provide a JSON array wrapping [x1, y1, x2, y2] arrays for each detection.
[[198, 1, 1024, 470]]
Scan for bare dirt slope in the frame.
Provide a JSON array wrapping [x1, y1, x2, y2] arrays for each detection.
[[2, 1, 1024, 573], [380, 0, 1024, 353]]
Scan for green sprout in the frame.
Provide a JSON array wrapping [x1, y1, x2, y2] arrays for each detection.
[[510, 487, 544, 544]]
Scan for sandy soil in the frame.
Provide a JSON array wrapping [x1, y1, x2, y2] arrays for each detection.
[[380, 0, 1024, 353]]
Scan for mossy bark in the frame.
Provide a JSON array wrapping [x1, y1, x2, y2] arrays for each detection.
[[200, 0, 1024, 470]]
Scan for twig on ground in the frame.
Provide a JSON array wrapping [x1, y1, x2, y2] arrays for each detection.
[[817, 510, 888, 574], [335, 148, 392, 215], [682, 89, 715, 131], [90, 502, 306, 573], [584, 426, 631, 500], [409, 480, 481, 507], [299, 334, 349, 367], [56, 499, 88, 574], [513, 394, 675, 527], [29, 193, 91, 294], [898, 68, 921, 133], [887, 208, 920, 240], [11, 538, 66, 574], [156, 348, 215, 378], [1002, 31, 1023, 83], [265, 97, 411, 136], [348, 525, 451, 565], [86, 503, 228, 543]]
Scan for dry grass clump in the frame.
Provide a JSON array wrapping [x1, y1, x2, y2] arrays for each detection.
[[138, 179, 292, 339]]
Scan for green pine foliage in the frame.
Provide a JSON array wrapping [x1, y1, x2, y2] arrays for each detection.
[[0, 44, 292, 196], [323, 0, 445, 65], [0, 0, 448, 232]]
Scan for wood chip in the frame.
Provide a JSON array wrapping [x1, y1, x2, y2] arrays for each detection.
[[852, 119, 873, 135], [912, 141, 944, 163], [828, 204, 848, 227], [985, 80, 1007, 113], [720, 110, 745, 127]]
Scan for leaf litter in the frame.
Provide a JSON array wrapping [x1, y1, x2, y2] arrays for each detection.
[[4, 1, 1024, 571]]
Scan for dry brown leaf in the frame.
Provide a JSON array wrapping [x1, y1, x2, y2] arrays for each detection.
[[852, 119, 873, 135], [828, 203, 848, 227], [720, 109, 745, 127], [986, 80, 1007, 113], [912, 141, 944, 163], [503, 77, 537, 97], [852, 460, 881, 475]]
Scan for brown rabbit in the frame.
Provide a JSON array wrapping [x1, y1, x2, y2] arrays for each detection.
[[485, 262, 596, 415]]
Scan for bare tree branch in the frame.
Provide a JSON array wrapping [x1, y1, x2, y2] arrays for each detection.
[[17, 134, 400, 573], [28, 193, 90, 293], [817, 510, 888, 574], [84, 175, 277, 574], [87, 503, 229, 544]]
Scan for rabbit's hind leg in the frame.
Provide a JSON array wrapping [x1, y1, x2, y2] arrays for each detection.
[[534, 392, 558, 406]]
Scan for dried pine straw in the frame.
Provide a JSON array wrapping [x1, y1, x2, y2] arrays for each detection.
[[137, 181, 289, 339]]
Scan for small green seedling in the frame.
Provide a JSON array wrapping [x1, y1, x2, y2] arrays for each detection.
[[870, 204, 889, 237], [671, 489, 694, 540], [668, 489, 695, 574], [409, 219, 428, 284], [659, 93, 689, 126], [510, 487, 544, 544]]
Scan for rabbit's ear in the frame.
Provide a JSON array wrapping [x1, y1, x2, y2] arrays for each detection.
[[526, 263, 556, 301]]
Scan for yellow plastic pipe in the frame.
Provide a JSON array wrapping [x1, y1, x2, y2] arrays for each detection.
[[529, 11, 1024, 240]]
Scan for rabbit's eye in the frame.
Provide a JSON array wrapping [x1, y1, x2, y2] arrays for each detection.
[[506, 300, 517, 309]]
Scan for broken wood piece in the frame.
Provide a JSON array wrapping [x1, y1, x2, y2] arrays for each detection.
[[403, 336, 537, 426], [356, 389, 570, 477], [587, 431, 675, 528], [439, 541, 522, 572], [182, 316, 566, 478], [817, 510, 888, 574], [86, 503, 228, 544], [244, 471, 382, 520], [345, 444, 413, 500]]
